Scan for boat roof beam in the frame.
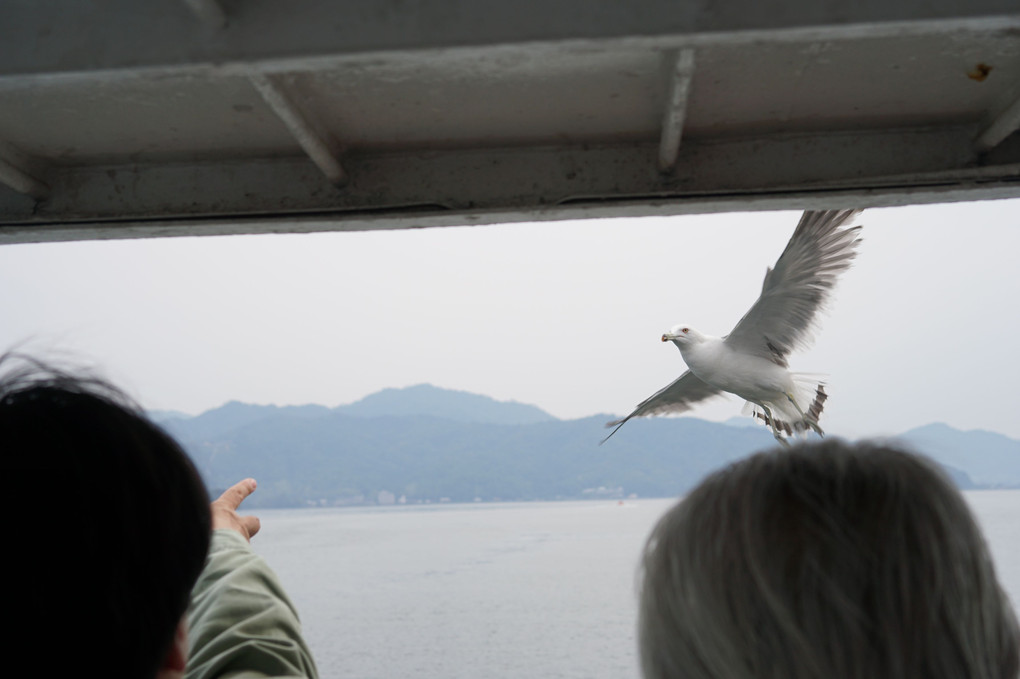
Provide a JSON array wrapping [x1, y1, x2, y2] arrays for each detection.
[[657, 49, 696, 173], [1, 1, 1019, 243]]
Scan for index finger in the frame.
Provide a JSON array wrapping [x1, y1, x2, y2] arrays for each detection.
[[215, 478, 257, 511]]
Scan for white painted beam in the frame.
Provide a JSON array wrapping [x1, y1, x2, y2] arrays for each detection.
[[658, 48, 695, 173], [3, 123, 1017, 232], [181, 0, 227, 29], [249, 74, 347, 186], [976, 91, 1020, 151], [5, 181, 1020, 246], [0, 142, 49, 199]]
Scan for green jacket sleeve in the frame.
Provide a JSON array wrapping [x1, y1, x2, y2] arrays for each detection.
[[186, 529, 320, 679]]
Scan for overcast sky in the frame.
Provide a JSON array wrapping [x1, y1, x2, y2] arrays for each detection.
[[1, 198, 1018, 440]]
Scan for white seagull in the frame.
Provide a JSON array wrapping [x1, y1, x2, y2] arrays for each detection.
[[602, 209, 862, 445]]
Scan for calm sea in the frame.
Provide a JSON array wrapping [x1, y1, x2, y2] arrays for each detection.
[[253, 491, 1020, 678]]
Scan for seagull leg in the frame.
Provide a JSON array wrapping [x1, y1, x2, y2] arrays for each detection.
[[785, 392, 825, 438], [760, 404, 789, 446]]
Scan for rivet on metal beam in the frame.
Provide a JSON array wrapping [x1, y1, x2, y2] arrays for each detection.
[[0, 142, 49, 199], [249, 74, 347, 186], [658, 49, 696, 173], [182, 0, 227, 29], [976, 91, 1020, 152]]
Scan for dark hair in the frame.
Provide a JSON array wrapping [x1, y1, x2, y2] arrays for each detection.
[[639, 439, 1019, 679], [0, 353, 210, 678]]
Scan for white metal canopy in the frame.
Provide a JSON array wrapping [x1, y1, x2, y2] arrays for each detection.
[[1, 0, 1019, 244]]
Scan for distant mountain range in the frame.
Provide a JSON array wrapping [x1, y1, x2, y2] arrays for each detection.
[[153, 384, 1020, 507]]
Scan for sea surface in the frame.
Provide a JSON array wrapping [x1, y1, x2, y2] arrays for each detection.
[[253, 491, 1020, 679]]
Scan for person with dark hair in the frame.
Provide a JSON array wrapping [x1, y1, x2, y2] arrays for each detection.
[[638, 439, 1019, 679], [0, 353, 317, 678]]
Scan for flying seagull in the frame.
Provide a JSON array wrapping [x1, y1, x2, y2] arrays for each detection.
[[602, 209, 862, 445]]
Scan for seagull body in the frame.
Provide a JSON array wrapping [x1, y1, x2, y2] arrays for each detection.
[[662, 325, 826, 438], [603, 209, 861, 445], [673, 329, 794, 405]]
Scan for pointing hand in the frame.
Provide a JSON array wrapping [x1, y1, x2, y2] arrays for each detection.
[[211, 478, 262, 542]]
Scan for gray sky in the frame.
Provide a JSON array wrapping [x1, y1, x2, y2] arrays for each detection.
[[1, 198, 1018, 439]]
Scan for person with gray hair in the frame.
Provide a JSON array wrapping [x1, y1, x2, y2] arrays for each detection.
[[638, 439, 1019, 679]]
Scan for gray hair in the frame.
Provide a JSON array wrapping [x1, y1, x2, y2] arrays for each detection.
[[638, 439, 1019, 679]]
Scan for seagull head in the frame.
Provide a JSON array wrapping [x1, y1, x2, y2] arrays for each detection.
[[662, 325, 702, 345]]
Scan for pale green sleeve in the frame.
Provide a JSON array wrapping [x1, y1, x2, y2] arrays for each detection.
[[185, 529, 320, 679]]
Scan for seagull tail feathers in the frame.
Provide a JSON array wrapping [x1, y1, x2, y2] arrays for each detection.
[[742, 378, 828, 438]]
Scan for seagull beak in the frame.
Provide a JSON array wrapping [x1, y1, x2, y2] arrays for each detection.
[[661, 334, 671, 342]]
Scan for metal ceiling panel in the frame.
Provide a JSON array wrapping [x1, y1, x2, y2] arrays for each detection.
[[1, 0, 1019, 243]]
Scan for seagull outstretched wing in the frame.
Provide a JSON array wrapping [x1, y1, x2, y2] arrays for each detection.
[[601, 370, 722, 444], [724, 209, 862, 365]]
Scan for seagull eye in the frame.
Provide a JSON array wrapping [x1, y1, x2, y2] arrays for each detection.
[[682, 328, 689, 334]]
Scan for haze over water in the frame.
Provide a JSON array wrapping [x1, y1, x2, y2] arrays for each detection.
[[252, 492, 1020, 679]]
